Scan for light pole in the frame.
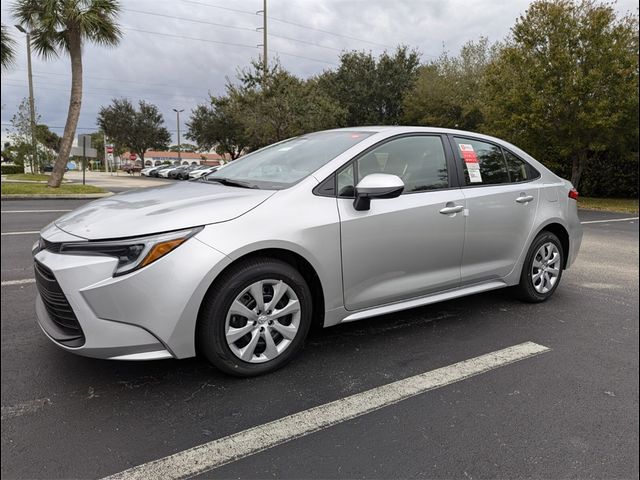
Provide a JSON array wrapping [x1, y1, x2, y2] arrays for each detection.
[[15, 25, 38, 174], [172, 108, 184, 164]]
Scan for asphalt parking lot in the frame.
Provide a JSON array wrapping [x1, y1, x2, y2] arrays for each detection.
[[1, 199, 638, 479]]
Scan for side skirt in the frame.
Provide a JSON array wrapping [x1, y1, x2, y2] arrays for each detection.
[[339, 280, 507, 324]]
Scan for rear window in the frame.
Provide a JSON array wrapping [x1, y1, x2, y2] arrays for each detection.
[[453, 137, 510, 185]]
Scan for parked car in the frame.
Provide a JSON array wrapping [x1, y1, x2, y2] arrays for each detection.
[[158, 166, 180, 178], [121, 163, 142, 174], [140, 166, 157, 176], [42, 165, 68, 172], [178, 165, 203, 180], [149, 166, 173, 178], [33, 127, 582, 377], [189, 165, 218, 179], [168, 165, 192, 180]]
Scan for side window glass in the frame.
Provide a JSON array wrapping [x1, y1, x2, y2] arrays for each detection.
[[454, 137, 509, 186], [503, 149, 529, 182], [355, 136, 448, 193], [337, 164, 355, 197]]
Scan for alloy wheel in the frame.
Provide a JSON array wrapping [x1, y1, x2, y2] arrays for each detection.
[[531, 242, 561, 294], [224, 279, 301, 363]]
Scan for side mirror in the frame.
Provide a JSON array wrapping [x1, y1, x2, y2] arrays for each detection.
[[353, 173, 404, 211]]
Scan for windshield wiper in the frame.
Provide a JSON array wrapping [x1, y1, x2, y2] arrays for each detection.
[[204, 177, 259, 189]]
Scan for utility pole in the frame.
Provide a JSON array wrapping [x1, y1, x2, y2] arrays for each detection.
[[82, 135, 87, 185], [103, 131, 109, 174], [257, 0, 267, 78], [15, 25, 38, 174], [172, 108, 184, 164]]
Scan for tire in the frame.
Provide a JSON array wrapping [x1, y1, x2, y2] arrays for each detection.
[[197, 258, 313, 377], [514, 231, 564, 303]]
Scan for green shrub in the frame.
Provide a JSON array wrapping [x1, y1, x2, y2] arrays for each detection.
[[1, 165, 24, 175]]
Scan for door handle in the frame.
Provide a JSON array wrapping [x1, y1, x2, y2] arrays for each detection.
[[516, 195, 534, 204], [439, 205, 465, 215]]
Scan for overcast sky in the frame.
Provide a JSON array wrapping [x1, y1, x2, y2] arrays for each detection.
[[1, 0, 637, 145]]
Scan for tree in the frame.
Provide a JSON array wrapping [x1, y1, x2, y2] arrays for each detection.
[[9, 97, 40, 172], [186, 95, 249, 160], [169, 143, 197, 153], [35, 124, 61, 153], [13, 0, 121, 188], [97, 98, 171, 164], [231, 60, 346, 150], [1, 24, 16, 70], [403, 38, 497, 129], [318, 46, 421, 126], [482, 0, 639, 188]]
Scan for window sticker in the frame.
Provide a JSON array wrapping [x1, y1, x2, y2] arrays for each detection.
[[459, 144, 482, 183]]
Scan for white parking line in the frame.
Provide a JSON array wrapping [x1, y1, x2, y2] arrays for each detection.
[[1, 231, 39, 236], [1, 278, 36, 286], [103, 341, 550, 480], [1, 398, 50, 420], [1, 209, 72, 213], [581, 216, 638, 224]]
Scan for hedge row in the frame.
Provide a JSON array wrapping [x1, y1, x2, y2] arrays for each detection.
[[1, 165, 24, 175]]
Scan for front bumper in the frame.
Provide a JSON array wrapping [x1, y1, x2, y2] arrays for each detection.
[[34, 226, 230, 360]]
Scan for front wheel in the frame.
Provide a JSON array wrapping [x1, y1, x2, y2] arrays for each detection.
[[514, 231, 564, 303], [197, 258, 312, 377]]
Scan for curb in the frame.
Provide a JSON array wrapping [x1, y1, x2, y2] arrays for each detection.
[[1, 193, 114, 200]]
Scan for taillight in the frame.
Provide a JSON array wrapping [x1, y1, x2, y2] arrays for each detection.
[[568, 188, 579, 200]]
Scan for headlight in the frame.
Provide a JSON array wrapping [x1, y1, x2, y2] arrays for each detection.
[[57, 227, 202, 276]]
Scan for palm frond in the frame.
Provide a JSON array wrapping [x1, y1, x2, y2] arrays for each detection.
[[1, 24, 17, 69], [10, 0, 121, 58]]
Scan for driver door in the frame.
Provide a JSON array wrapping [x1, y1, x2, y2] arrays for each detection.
[[337, 135, 466, 311]]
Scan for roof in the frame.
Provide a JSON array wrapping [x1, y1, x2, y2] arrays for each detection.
[[143, 150, 227, 160]]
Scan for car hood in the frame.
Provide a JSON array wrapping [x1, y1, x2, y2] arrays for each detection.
[[54, 181, 275, 240]]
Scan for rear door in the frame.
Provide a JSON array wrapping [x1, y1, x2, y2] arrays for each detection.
[[449, 135, 540, 284], [337, 134, 466, 311]]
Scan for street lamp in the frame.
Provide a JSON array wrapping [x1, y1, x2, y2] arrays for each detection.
[[172, 108, 184, 164], [15, 24, 38, 173]]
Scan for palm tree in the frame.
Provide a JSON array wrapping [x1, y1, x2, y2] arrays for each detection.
[[12, 0, 121, 187], [1, 24, 17, 70]]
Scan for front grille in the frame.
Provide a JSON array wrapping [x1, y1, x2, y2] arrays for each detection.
[[34, 261, 84, 340]]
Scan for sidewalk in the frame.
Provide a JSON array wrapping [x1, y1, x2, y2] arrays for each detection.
[[63, 171, 171, 190]]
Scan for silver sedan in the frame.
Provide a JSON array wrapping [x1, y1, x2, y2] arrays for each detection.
[[33, 127, 582, 376]]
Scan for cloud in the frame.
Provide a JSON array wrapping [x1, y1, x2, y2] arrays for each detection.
[[1, 0, 637, 144]]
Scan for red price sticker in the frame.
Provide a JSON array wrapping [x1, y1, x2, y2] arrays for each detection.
[[459, 144, 479, 163]]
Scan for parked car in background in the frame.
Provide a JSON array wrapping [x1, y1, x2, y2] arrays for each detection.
[[168, 165, 192, 180], [42, 165, 69, 172], [149, 166, 173, 178], [189, 165, 219, 179], [33, 127, 582, 377], [177, 165, 201, 180], [140, 166, 157, 176], [121, 163, 142, 175], [158, 166, 180, 178]]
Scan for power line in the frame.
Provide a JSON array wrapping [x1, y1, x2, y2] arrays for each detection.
[[122, 26, 258, 50], [9, 68, 208, 92], [122, 25, 336, 65], [124, 7, 343, 53], [122, 8, 257, 33], [1, 82, 202, 101], [181, 0, 394, 49]]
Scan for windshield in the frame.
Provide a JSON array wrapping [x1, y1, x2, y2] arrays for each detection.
[[204, 130, 374, 189]]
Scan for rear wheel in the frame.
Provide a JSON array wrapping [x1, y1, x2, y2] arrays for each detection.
[[197, 258, 312, 377], [514, 231, 564, 302]]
